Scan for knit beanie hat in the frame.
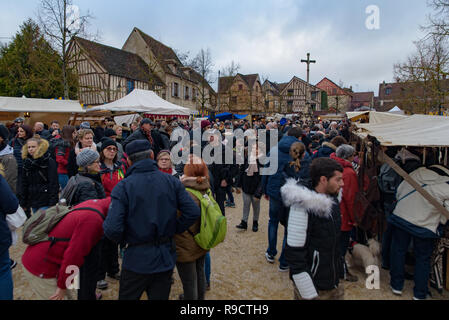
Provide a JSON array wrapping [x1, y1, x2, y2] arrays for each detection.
[[100, 137, 117, 152], [76, 148, 99, 167], [104, 128, 117, 138]]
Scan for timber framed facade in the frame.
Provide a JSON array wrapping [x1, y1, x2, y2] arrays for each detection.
[[279, 76, 322, 114]]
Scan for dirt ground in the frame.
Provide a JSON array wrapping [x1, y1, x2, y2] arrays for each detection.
[[10, 193, 449, 300]]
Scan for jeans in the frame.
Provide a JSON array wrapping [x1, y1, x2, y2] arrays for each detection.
[[242, 192, 260, 223], [390, 226, 435, 299], [0, 249, 13, 300], [119, 269, 173, 300], [215, 187, 226, 217], [58, 174, 69, 190], [381, 222, 393, 269], [225, 185, 234, 204], [266, 197, 287, 267], [205, 252, 211, 285], [176, 255, 206, 300]]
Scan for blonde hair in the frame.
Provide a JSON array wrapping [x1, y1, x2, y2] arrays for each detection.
[[0, 163, 4, 177], [78, 128, 94, 140], [289, 142, 306, 172]]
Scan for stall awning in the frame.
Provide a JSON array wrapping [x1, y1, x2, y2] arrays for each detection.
[[0, 96, 85, 113], [354, 114, 449, 147]]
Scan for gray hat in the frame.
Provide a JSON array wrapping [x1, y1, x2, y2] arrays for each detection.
[[80, 121, 91, 129], [76, 149, 99, 168]]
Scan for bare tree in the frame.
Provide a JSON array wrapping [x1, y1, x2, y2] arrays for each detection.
[[394, 34, 449, 114], [423, 0, 449, 37], [220, 60, 240, 77], [37, 0, 99, 98], [190, 48, 214, 113]]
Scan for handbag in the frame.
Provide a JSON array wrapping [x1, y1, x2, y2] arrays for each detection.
[[6, 206, 27, 231]]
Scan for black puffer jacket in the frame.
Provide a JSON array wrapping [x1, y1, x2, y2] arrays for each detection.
[[281, 179, 342, 297], [71, 172, 106, 206], [237, 159, 262, 197], [21, 140, 59, 209]]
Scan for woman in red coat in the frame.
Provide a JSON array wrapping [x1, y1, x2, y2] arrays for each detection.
[[330, 144, 359, 282]]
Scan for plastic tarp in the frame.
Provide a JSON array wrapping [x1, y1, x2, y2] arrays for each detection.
[[354, 114, 449, 147], [0, 96, 85, 113], [87, 89, 191, 116], [209, 112, 248, 121]]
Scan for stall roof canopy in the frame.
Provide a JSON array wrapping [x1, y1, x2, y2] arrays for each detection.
[[0, 96, 85, 113], [347, 111, 408, 124], [87, 89, 190, 116], [354, 114, 449, 147]]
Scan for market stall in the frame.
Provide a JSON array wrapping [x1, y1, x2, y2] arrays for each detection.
[[0, 96, 86, 125], [350, 114, 449, 292], [86, 89, 191, 120]]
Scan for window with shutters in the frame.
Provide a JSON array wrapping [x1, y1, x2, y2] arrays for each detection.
[[126, 79, 135, 94], [172, 82, 179, 98]]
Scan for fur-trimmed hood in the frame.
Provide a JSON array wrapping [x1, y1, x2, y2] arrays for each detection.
[[280, 178, 335, 218], [321, 141, 337, 151], [22, 139, 49, 160]]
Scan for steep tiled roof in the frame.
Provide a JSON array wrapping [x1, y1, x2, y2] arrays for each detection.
[[135, 28, 182, 65], [240, 74, 259, 89], [352, 92, 374, 102], [73, 36, 164, 86], [218, 76, 235, 94]]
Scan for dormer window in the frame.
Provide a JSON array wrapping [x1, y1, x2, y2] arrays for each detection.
[[385, 87, 392, 95]]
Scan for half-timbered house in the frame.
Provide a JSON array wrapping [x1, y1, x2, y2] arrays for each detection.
[[279, 76, 322, 114], [68, 36, 164, 106]]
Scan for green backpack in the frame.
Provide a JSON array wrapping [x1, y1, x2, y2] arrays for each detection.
[[22, 204, 105, 246], [186, 188, 227, 250]]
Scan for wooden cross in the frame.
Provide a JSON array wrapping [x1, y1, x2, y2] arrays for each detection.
[[301, 53, 316, 84]]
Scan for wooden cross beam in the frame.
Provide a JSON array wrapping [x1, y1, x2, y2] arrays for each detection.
[[301, 53, 316, 84]]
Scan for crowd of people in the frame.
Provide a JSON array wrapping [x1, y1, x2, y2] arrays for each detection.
[[0, 113, 448, 301]]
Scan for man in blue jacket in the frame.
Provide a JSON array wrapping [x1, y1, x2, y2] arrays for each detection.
[[0, 174, 19, 300], [262, 127, 311, 272], [103, 140, 200, 300]]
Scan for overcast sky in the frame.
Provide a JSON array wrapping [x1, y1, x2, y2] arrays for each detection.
[[0, 0, 433, 94]]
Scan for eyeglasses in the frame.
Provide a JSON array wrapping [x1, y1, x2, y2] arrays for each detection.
[[159, 158, 171, 162], [105, 147, 118, 152]]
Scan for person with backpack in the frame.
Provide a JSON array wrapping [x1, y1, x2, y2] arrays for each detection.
[[0, 124, 17, 194], [0, 173, 19, 300], [103, 140, 200, 300], [21, 198, 111, 300], [379, 147, 422, 271], [21, 138, 59, 215], [175, 156, 210, 300]]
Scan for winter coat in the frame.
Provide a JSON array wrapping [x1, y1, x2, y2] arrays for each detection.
[[122, 128, 165, 156], [100, 161, 126, 197], [21, 198, 111, 290], [0, 144, 17, 193], [70, 172, 106, 206], [103, 158, 200, 275], [312, 142, 336, 159], [35, 129, 52, 141], [21, 140, 59, 210], [158, 128, 171, 151], [97, 140, 124, 161], [0, 174, 19, 256], [330, 153, 359, 232], [262, 135, 310, 201], [206, 142, 233, 193], [389, 165, 449, 239], [281, 179, 342, 298], [53, 140, 73, 175], [237, 159, 263, 197], [175, 177, 209, 263], [9, 137, 26, 173]]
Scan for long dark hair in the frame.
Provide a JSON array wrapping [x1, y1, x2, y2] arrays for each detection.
[[61, 125, 76, 148], [18, 124, 33, 140]]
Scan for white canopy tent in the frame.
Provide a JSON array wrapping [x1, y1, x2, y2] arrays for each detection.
[[388, 106, 405, 115], [353, 114, 449, 147], [346, 111, 408, 124], [87, 89, 191, 118], [0, 96, 85, 113]]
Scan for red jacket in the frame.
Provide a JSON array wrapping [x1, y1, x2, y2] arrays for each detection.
[[22, 198, 111, 290], [54, 143, 72, 175], [100, 162, 126, 197], [330, 153, 359, 231]]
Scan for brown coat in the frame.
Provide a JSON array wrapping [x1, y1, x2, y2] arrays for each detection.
[[174, 177, 210, 263]]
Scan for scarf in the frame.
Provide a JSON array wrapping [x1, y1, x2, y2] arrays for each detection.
[[159, 167, 173, 175]]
